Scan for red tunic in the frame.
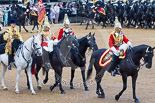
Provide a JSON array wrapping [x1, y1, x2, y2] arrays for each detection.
[[109, 31, 129, 50], [51, 36, 57, 40], [58, 28, 75, 40]]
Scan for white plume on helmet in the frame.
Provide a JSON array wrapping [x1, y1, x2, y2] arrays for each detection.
[[63, 14, 70, 26], [123, 0, 128, 3], [114, 17, 122, 29], [150, 0, 153, 3], [43, 16, 50, 29], [141, 0, 146, 3]]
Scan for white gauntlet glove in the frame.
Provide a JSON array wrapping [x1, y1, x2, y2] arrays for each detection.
[[111, 46, 119, 56], [127, 41, 132, 48]]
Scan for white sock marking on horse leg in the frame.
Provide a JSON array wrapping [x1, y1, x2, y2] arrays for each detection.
[[37, 80, 41, 87], [15, 69, 21, 93], [1, 65, 7, 89]]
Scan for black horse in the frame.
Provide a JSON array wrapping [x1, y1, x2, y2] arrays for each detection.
[[12, 4, 39, 32], [106, 2, 116, 27], [48, 34, 79, 94], [87, 45, 155, 103], [12, 4, 28, 32], [28, 10, 39, 33], [78, 1, 106, 29], [26, 33, 79, 93], [44, 33, 98, 91], [144, 4, 153, 29], [116, 2, 125, 27], [134, 3, 145, 28], [69, 33, 98, 91], [27, 33, 98, 92]]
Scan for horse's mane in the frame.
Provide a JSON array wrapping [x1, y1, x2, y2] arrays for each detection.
[[24, 36, 33, 44], [132, 44, 150, 52], [78, 36, 87, 43], [57, 36, 66, 47]]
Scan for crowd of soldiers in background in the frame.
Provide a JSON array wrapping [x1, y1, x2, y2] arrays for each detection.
[[79, 0, 155, 29]]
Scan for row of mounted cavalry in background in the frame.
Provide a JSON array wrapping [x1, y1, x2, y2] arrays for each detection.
[[77, 0, 155, 29]]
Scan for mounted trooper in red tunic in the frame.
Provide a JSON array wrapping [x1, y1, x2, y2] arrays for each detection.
[[58, 14, 75, 40], [109, 17, 132, 76]]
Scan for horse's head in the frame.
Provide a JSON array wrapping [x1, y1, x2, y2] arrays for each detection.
[[32, 35, 42, 56], [12, 4, 23, 17], [143, 46, 155, 69], [86, 32, 98, 51], [59, 34, 79, 55], [65, 34, 79, 49], [12, 4, 17, 16]]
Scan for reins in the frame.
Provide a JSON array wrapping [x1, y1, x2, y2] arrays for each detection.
[[128, 48, 146, 70]]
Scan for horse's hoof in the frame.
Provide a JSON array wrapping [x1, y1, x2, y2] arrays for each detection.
[[115, 94, 120, 101], [135, 99, 140, 103], [61, 90, 66, 94], [32, 91, 37, 95], [3, 88, 8, 91], [43, 79, 48, 84], [37, 86, 42, 90], [15, 90, 20, 94], [50, 86, 54, 91], [26, 30, 28, 33], [85, 87, 90, 91], [70, 86, 75, 89], [28, 86, 30, 90], [98, 94, 105, 98]]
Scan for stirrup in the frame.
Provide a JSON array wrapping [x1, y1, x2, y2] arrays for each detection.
[[8, 65, 12, 70], [111, 70, 116, 76]]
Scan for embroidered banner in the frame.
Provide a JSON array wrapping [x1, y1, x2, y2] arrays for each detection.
[[37, 0, 46, 25]]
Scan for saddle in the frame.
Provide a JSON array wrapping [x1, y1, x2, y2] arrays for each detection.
[[24, 10, 37, 16], [98, 49, 128, 68], [99, 49, 113, 67]]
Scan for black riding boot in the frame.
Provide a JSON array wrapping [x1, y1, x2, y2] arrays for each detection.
[[8, 53, 12, 70], [110, 55, 119, 76], [8, 39, 21, 70]]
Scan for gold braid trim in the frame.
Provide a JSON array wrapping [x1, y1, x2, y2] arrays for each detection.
[[112, 33, 123, 46]]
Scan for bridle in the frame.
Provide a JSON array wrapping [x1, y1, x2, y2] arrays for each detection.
[[24, 38, 41, 53], [128, 47, 154, 70], [21, 37, 41, 67]]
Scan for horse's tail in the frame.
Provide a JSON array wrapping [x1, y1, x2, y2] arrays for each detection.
[[87, 56, 95, 80]]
